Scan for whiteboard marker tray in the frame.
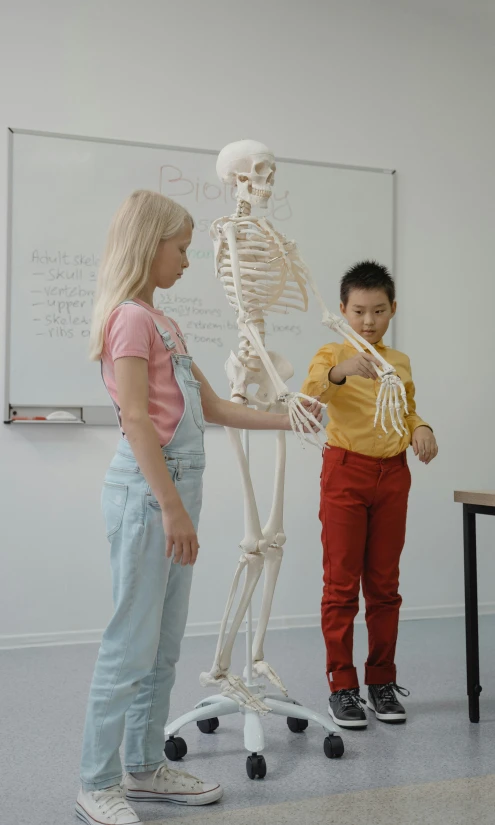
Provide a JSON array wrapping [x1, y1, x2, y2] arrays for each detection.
[[5, 405, 85, 424], [8, 418, 84, 424]]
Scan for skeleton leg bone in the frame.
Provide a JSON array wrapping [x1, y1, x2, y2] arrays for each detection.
[[200, 424, 270, 713], [261, 430, 287, 545], [208, 552, 249, 677], [200, 550, 269, 713], [225, 425, 266, 554], [244, 431, 288, 695], [246, 544, 287, 695], [215, 552, 264, 676]]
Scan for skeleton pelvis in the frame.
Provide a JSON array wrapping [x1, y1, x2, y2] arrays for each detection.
[[226, 349, 294, 407]]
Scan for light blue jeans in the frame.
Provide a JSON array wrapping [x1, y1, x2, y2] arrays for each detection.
[[80, 441, 205, 790], [80, 323, 206, 791]]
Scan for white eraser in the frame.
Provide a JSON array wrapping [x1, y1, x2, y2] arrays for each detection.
[[46, 411, 78, 421]]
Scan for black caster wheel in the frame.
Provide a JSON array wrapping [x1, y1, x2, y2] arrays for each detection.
[[164, 736, 187, 761], [287, 716, 309, 733], [324, 735, 344, 759], [197, 717, 219, 734], [246, 753, 267, 780]]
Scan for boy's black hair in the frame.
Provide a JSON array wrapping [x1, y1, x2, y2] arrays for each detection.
[[340, 260, 395, 307]]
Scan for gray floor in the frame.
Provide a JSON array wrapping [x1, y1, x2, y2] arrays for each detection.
[[1, 617, 494, 825]]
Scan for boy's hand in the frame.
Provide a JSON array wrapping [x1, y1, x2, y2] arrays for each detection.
[[299, 396, 324, 432], [330, 353, 382, 384], [280, 396, 324, 434], [412, 426, 438, 465]]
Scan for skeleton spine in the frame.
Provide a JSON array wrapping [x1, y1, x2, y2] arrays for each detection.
[[236, 199, 252, 218], [238, 309, 265, 369]]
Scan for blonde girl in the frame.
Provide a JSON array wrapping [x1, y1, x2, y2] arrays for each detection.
[[77, 190, 320, 825]]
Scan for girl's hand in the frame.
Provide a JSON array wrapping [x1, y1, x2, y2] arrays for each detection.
[[412, 427, 438, 465], [162, 508, 199, 566]]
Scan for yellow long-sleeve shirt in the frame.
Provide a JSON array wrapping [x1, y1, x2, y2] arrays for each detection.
[[301, 339, 429, 458]]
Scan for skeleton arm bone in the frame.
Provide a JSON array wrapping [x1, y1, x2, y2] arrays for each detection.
[[238, 315, 327, 447], [192, 361, 298, 430]]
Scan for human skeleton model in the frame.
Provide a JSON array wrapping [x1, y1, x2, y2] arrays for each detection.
[[199, 140, 408, 713]]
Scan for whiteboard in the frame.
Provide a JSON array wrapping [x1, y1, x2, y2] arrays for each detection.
[[6, 129, 394, 417]]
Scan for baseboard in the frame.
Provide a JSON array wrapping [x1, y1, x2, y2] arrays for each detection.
[[2, 602, 495, 651]]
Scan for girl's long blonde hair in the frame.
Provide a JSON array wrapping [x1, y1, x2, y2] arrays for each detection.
[[89, 190, 193, 360]]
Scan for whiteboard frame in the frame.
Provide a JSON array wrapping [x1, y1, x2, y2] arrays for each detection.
[[4, 127, 397, 424]]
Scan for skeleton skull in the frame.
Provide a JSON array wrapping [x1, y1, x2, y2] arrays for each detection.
[[216, 139, 276, 209]]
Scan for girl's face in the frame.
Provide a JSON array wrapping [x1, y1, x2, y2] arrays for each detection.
[[150, 219, 192, 291]]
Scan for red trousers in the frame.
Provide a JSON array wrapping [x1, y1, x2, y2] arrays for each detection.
[[319, 446, 411, 692]]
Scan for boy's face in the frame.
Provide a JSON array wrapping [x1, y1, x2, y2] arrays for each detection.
[[340, 288, 396, 346]]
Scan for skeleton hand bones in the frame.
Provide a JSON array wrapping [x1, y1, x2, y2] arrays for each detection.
[[280, 392, 325, 446]]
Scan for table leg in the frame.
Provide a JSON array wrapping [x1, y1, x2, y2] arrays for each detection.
[[463, 505, 482, 723]]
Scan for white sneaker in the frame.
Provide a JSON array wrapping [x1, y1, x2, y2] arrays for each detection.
[[76, 785, 141, 824], [125, 762, 223, 806]]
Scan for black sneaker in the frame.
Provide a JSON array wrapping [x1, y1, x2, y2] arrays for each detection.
[[328, 688, 368, 728], [367, 683, 410, 723]]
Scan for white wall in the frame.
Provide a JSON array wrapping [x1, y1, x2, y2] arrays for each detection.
[[1, 0, 495, 647]]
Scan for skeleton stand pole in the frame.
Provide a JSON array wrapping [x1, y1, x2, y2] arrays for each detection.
[[239, 425, 264, 754], [244, 428, 255, 688]]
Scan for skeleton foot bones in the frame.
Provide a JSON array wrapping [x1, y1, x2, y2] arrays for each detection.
[[199, 661, 288, 714], [199, 670, 271, 714], [244, 660, 289, 696]]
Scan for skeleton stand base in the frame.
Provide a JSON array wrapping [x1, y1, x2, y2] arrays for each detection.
[[165, 686, 344, 778], [164, 433, 345, 779]]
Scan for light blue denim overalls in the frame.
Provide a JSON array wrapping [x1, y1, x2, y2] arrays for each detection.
[[80, 302, 205, 791]]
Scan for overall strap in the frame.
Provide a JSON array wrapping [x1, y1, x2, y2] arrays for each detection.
[[167, 315, 189, 354]]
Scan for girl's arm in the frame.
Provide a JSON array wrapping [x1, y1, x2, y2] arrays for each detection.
[[191, 362, 321, 430], [114, 356, 199, 565]]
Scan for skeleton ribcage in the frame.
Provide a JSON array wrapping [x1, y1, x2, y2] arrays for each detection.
[[214, 218, 309, 317]]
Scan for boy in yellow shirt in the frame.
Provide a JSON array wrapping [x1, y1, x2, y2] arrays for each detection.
[[302, 261, 437, 729]]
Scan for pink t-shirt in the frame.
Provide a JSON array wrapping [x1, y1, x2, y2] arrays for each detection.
[[102, 299, 187, 447]]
